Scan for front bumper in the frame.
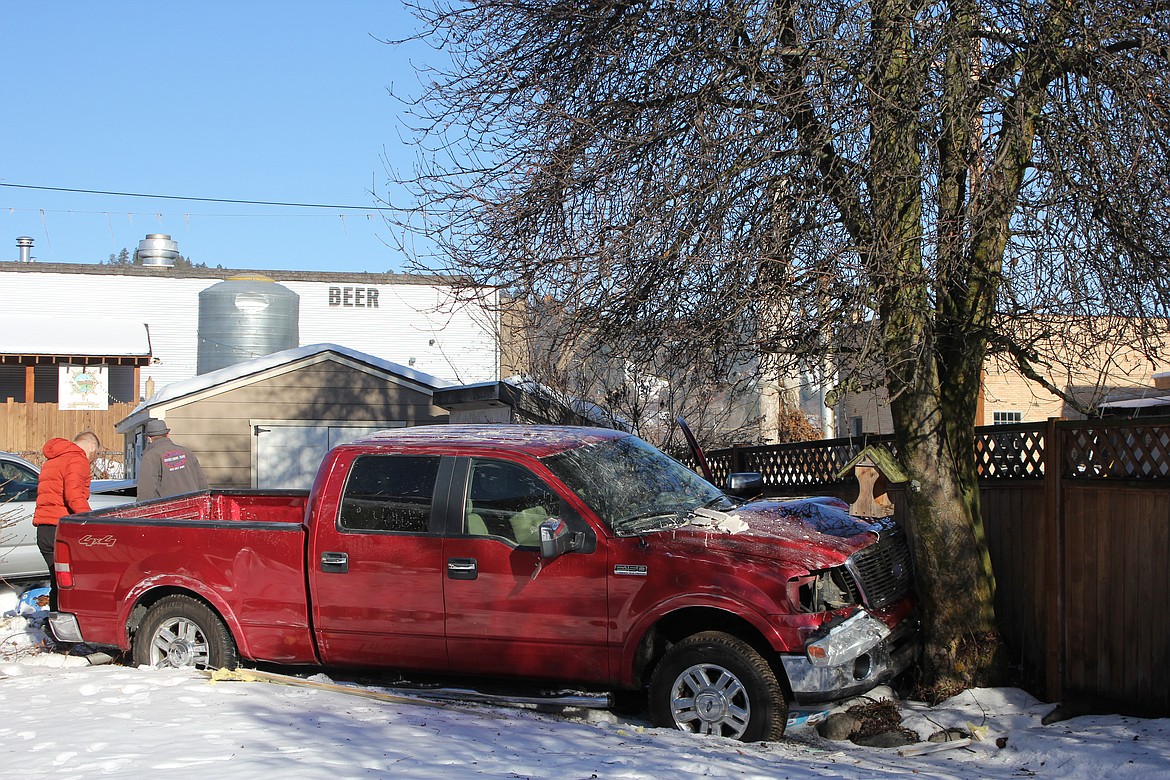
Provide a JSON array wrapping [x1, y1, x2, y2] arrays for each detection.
[[779, 610, 919, 704]]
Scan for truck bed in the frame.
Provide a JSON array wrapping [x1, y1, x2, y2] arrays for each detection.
[[82, 489, 309, 524], [57, 490, 317, 664]]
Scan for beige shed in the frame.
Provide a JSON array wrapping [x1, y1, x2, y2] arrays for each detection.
[[116, 343, 451, 490]]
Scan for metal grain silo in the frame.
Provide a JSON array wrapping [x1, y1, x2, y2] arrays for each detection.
[[197, 275, 299, 374]]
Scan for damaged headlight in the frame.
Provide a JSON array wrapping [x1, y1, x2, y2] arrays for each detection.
[[788, 567, 860, 613], [805, 610, 890, 667]]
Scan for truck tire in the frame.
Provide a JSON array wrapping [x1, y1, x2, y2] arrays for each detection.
[[132, 595, 239, 670], [648, 631, 788, 742]]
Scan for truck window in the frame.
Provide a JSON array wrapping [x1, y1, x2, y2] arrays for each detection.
[[339, 455, 440, 533], [466, 459, 563, 546], [542, 435, 730, 533]]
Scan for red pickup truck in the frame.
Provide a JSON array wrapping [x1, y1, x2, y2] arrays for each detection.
[[50, 425, 917, 742]]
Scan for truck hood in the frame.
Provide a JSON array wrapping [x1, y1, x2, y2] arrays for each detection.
[[645, 496, 887, 573]]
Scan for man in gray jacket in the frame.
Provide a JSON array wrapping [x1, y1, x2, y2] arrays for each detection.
[[137, 418, 209, 501]]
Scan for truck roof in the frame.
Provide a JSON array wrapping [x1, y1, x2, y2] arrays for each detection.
[[344, 424, 631, 458]]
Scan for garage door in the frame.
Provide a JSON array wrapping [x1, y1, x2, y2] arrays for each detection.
[[253, 422, 404, 489]]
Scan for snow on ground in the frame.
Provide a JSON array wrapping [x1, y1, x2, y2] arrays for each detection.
[[2, 584, 1169, 779]]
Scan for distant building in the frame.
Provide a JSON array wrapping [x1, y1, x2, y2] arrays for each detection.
[[115, 345, 621, 490], [0, 257, 498, 401], [836, 320, 1170, 436], [0, 240, 499, 461]]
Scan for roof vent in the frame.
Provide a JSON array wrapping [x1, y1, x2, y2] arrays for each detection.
[[137, 234, 179, 268], [16, 236, 34, 263]]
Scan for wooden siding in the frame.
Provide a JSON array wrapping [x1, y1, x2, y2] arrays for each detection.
[[158, 361, 449, 489]]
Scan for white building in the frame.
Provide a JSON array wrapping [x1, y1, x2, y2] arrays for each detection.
[[0, 249, 499, 406]]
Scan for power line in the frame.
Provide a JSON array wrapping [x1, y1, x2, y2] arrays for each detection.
[[3, 206, 380, 219], [0, 182, 387, 211]]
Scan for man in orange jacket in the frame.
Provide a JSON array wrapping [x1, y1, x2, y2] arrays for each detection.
[[34, 431, 100, 611]]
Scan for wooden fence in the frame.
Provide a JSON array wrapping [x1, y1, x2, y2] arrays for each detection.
[[705, 418, 1170, 715], [0, 400, 133, 477], [704, 420, 1049, 487]]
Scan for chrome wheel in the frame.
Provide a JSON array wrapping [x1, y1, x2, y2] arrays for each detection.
[[149, 616, 211, 668], [668, 663, 751, 739], [649, 631, 787, 742], [133, 595, 238, 670]]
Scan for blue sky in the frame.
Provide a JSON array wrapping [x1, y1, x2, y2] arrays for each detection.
[[1, 2, 439, 272]]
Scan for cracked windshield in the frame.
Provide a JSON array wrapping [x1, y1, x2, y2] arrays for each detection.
[[542, 435, 734, 535]]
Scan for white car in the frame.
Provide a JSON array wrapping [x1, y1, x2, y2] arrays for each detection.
[[0, 451, 136, 581]]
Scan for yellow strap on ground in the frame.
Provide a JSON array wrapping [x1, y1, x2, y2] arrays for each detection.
[[206, 667, 262, 683]]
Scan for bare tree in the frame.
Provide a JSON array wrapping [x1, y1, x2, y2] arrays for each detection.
[[499, 294, 795, 450], [385, 1, 1170, 694]]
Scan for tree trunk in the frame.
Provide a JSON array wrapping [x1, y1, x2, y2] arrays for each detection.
[[890, 387, 1001, 698], [865, 0, 1003, 697]]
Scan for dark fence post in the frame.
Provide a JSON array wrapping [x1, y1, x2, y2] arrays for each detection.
[[731, 444, 743, 474], [1044, 417, 1065, 703]]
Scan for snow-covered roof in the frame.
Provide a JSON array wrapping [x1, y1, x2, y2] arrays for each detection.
[[0, 316, 151, 357], [119, 343, 453, 430], [1099, 395, 1170, 409], [501, 374, 634, 431]]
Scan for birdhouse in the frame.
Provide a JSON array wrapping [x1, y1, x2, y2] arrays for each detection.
[[836, 445, 908, 519]]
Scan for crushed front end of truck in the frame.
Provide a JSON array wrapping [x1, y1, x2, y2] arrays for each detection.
[[777, 509, 919, 703]]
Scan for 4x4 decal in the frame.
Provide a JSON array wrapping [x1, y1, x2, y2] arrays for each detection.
[[79, 534, 116, 547]]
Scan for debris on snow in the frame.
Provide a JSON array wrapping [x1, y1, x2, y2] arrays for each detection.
[[817, 711, 863, 740], [929, 726, 973, 743], [898, 737, 974, 756]]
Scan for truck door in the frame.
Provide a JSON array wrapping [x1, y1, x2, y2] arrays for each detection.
[[442, 457, 610, 684], [307, 452, 451, 671]]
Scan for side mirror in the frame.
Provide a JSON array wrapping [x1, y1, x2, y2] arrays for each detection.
[[726, 472, 765, 499], [539, 517, 582, 560]]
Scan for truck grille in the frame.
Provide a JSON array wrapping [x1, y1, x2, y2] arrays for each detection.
[[845, 527, 915, 610]]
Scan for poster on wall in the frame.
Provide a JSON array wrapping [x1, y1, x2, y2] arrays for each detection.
[[59, 365, 109, 411]]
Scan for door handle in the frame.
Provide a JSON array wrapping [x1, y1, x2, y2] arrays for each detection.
[[320, 551, 348, 573], [447, 557, 478, 580]]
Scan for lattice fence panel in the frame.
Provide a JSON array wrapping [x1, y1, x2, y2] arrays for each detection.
[[705, 436, 895, 488], [974, 425, 1046, 480], [1063, 424, 1170, 479], [698, 420, 1170, 489], [738, 441, 869, 485], [705, 451, 732, 488]]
